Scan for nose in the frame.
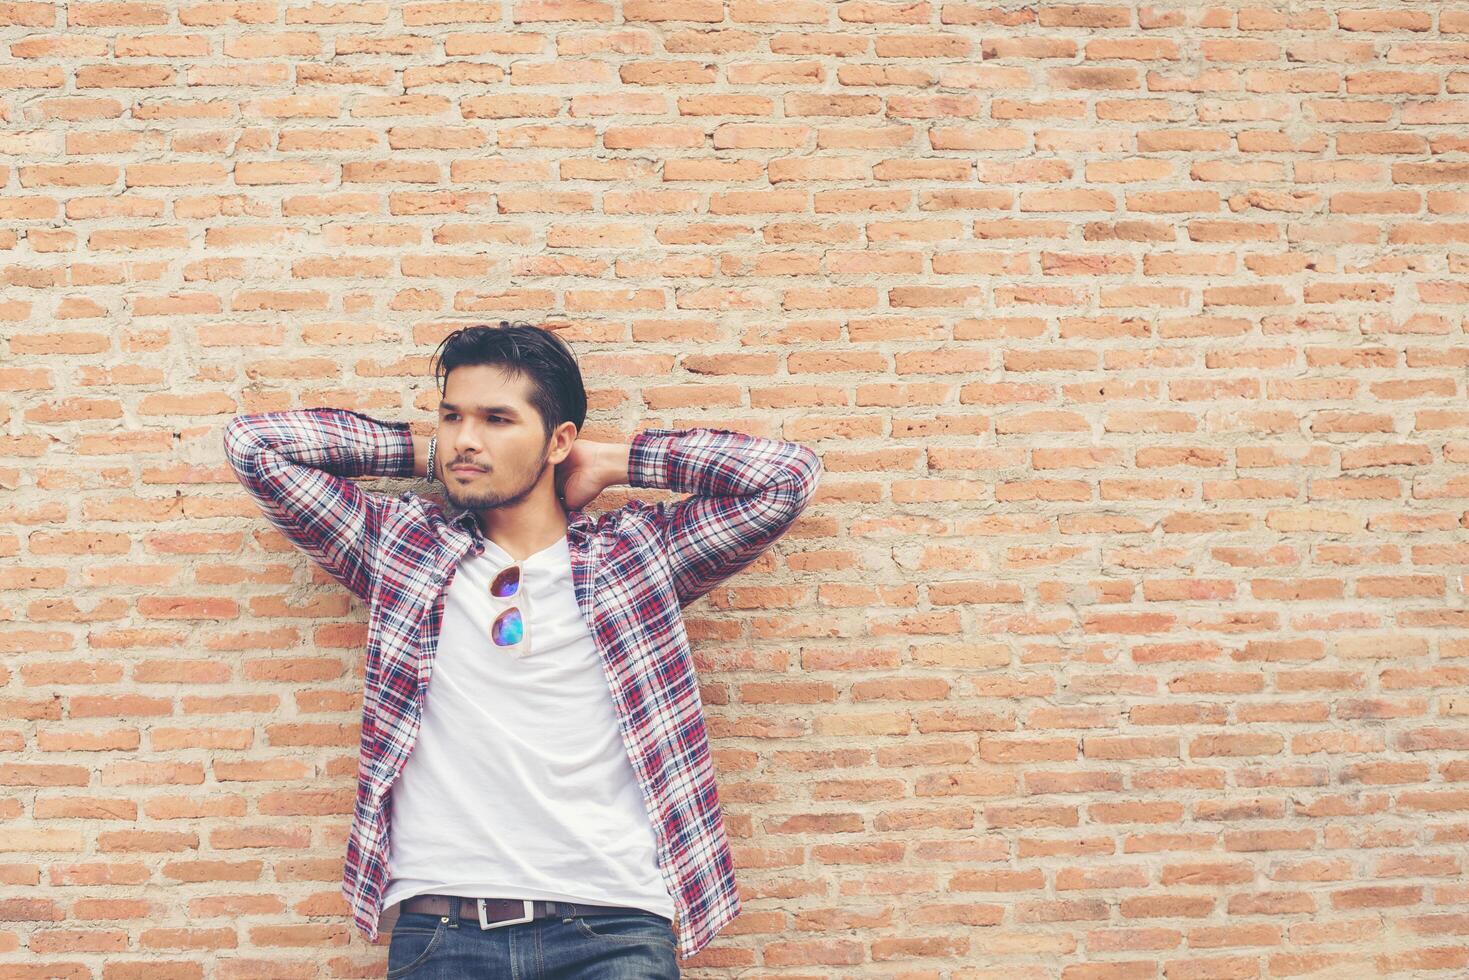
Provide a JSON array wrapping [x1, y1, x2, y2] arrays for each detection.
[[451, 424, 484, 462]]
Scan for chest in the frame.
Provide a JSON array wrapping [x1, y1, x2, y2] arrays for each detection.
[[361, 502, 671, 792]]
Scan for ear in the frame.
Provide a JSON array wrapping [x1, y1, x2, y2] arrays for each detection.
[[552, 421, 578, 463]]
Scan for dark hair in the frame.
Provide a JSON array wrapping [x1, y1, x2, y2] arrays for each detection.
[[429, 321, 587, 443]]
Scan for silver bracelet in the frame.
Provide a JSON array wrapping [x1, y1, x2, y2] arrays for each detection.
[[427, 434, 436, 483]]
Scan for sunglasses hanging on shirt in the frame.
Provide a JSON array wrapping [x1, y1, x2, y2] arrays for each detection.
[[487, 564, 532, 658]]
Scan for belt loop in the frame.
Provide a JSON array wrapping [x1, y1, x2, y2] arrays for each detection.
[[448, 895, 461, 927]]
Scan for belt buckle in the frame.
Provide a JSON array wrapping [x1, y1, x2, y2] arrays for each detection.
[[478, 898, 535, 931]]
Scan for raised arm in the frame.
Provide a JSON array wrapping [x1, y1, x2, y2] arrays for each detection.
[[221, 408, 416, 603], [620, 426, 822, 609]]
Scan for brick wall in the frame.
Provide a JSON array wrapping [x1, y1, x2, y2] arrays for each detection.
[[6, 1, 1469, 977]]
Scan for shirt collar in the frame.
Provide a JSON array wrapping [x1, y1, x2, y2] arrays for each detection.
[[442, 497, 593, 542]]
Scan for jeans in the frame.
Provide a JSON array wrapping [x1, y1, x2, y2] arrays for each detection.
[[386, 898, 681, 979]]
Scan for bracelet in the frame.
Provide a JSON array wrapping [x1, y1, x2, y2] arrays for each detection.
[[427, 434, 436, 483]]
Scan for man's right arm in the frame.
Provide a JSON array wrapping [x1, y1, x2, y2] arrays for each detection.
[[222, 407, 417, 603]]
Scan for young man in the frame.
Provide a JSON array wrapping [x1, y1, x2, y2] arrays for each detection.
[[221, 323, 822, 978]]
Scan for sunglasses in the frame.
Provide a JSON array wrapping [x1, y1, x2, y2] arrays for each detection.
[[488, 563, 532, 658]]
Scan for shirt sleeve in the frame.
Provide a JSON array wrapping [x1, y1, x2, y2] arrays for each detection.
[[222, 407, 416, 603], [627, 426, 823, 609]]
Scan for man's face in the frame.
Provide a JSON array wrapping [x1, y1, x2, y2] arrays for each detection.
[[437, 364, 552, 512]]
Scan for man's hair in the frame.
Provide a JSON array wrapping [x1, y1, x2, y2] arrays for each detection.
[[429, 321, 588, 443]]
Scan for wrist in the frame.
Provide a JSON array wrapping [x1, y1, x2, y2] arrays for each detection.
[[599, 440, 630, 487]]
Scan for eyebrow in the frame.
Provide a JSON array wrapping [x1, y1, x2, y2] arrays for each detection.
[[439, 401, 520, 416]]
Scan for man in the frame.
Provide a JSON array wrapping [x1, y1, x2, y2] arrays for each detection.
[[221, 322, 823, 978]]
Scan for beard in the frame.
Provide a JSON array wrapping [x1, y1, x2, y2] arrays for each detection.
[[444, 443, 551, 512]]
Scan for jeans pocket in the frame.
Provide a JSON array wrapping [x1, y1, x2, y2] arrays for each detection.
[[573, 911, 677, 952], [386, 914, 446, 979]]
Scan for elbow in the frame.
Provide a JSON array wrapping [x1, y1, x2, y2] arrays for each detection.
[[794, 445, 822, 506], [222, 414, 263, 479], [770, 445, 823, 521]]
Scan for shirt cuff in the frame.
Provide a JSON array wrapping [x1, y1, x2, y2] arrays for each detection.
[[326, 408, 417, 479], [382, 422, 416, 479], [627, 427, 677, 489]]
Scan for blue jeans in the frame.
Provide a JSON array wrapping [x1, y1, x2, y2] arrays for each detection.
[[386, 898, 681, 979]]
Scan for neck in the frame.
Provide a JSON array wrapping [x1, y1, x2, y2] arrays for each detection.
[[462, 500, 570, 564]]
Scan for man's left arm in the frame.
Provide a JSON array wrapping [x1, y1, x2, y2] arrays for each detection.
[[601, 426, 823, 608]]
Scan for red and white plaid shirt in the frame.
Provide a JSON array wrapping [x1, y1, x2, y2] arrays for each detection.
[[222, 407, 822, 959]]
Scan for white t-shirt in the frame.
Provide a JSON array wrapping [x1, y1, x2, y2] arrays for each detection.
[[382, 531, 676, 921]]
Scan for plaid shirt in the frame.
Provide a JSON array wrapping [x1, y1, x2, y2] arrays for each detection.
[[221, 407, 822, 960]]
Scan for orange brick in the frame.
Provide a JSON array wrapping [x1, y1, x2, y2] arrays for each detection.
[[11, 8, 1469, 972]]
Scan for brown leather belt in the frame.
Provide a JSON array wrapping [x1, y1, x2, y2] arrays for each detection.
[[399, 894, 659, 931]]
